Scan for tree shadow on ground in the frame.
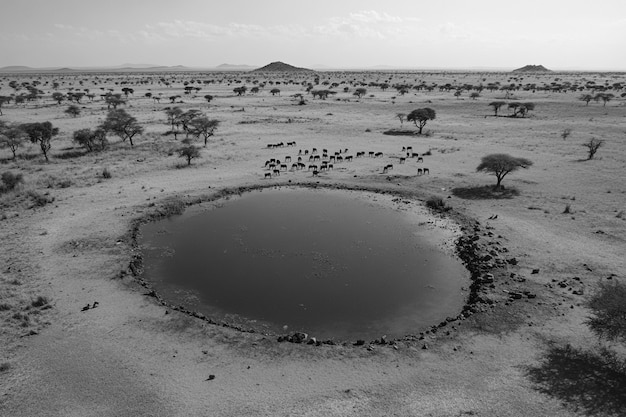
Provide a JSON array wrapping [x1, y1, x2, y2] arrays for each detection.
[[451, 185, 519, 200], [525, 344, 626, 416], [55, 149, 88, 160]]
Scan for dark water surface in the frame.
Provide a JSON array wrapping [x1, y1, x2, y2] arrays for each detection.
[[139, 188, 468, 341]]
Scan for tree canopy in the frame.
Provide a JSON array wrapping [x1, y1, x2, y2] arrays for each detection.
[[20, 121, 59, 161], [406, 108, 436, 134], [189, 117, 219, 147], [73, 128, 107, 152], [586, 280, 626, 342], [178, 145, 201, 166], [476, 153, 533, 189], [100, 109, 143, 146], [0, 124, 27, 159]]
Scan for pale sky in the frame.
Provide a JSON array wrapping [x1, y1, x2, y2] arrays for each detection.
[[1, 0, 625, 70]]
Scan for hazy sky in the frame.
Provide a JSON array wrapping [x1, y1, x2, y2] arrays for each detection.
[[1, 0, 625, 70]]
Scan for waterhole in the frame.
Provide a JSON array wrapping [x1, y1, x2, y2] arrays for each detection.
[[139, 188, 469, 341]]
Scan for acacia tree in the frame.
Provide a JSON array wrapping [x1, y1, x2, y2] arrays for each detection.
[[579, 94, 593, 105], [582, 138, 604, 160], [233, 86, 247, 96], [270, 88, 280, 96], [164, 107, 183, 131], [178, 145, 201, 166], [189, 117, 219, 147], [51, 92, 66, 105], [20, 121, 59, 161], [100, 109, 143, 146], [121, 87, 134, 98], [476, 154, 533, 189], [178, 109, 202, 138], [396, 113, 406, 127], [204, 94, 214, 104], [0, 96, 11, 115], [594, 93, 614, 106], [509, 102, 535, 118], [354, 87, 367, 98], [407, 108, 436, 134], [65, 104, 81, 117], [73, 128, 107, 152], [104, 93, 126, 109], [0, 125, 27, 159], [488, 101, 506, 116]]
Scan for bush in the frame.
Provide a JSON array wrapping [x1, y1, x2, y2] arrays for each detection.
[[1, 171, 23, 192], [425, 196, 451, 212], [31, 296, 49, 308], [26, 190, 53, 207], [586, 280, 626, 342], [159, 197, 186, 217], [102, 167, 112, 179]]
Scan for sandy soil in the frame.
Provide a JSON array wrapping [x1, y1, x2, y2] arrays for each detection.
[[0, 70, 625, 416]]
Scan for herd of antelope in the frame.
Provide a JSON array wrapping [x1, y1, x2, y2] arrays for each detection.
[[262, 142, 430, 179]]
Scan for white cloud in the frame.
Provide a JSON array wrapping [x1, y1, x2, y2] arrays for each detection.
[[312, 10, 420, 40]]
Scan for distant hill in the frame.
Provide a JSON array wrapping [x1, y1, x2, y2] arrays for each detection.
[[512, 65, 551, 73], [0, 65, 34, 72], [252, 61, 313, 72], [215, 63, 256, 71]]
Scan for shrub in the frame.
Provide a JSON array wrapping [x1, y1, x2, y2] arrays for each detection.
[[31, 296, 49, 308], [586, 280, 626, 342], [0, 362, 10, 373], [102, 167, 112, 179], [159, 198, 186, 217], [1, 171, 24, 192], [26, 190, 53, 207], [425, 196, 451, 212]]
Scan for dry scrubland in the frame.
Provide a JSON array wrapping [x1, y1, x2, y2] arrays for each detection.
[[0, 70, 625, 416]]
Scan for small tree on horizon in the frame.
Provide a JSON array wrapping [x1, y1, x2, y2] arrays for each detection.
[[354, 88, 367, 98], [104, 93, 126, 109], [476, 153, 533, 190], [488, 101, 506, 116], [579, 94, 593, 106], [0, 96, 12, 115], [233, 86, 247, 96], [51, 92, 66, 105], [407, 108, 436, 134], [594, 93, 614, 106], [65, 104, 81, 118]]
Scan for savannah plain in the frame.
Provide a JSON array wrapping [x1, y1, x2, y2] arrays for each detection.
[[0, 68, 625, 416]]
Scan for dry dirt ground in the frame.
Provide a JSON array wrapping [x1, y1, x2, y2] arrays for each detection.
[[0, 70, 625, 416]]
